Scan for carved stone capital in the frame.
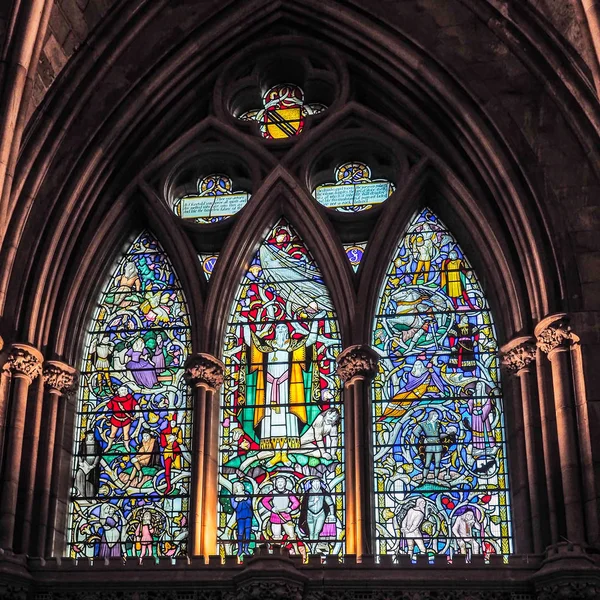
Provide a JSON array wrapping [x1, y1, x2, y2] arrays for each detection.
[[6, 343, 43, 382], [500, 336, 536, 374], [336, 345, 379, 383], [184, 353, 224, 390], [535, 314, 575, 357], [43, 361, 77, 394]]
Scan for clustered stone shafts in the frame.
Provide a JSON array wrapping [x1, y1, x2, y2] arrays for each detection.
[[501, 340, 536, 374], [184, 353, 225, 390], [335, 345, 379, 383]]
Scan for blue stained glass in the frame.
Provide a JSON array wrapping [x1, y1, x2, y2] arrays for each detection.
[[372, 209, 512, 560], [219, 219, 344, 559], [343, 242, 367, 272], [67, 232, 192, 559]]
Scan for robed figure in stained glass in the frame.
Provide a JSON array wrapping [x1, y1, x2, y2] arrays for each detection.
[[242, 322, 321, 466], [219, 220, 345, 558]]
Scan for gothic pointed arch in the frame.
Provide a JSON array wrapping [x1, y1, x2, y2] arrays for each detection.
[[205, 168, 355, 355], [67, 230, 193, 559], [372, 207, 511, 559], [218, 217, 345, 557]]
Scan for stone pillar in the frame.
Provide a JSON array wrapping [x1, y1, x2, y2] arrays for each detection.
[[0, 335, 10, 471], [501, 336, 544, 553], [535, 315, 585, 544], [336, 345, 378, 559], [30, 361, 75, 557], [0, 343, 43, 550], [184, 353, 224, 558]]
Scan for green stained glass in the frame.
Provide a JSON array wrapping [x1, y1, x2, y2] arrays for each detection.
[[372, 208, 512, 560], [67, 232, 192, 559], [219, 219, 344, 559]]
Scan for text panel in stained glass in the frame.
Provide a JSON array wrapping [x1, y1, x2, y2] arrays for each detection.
[[220, 220, 344, 559], [67, 232, 192, 559], [314, 162, 394, 212], [372, 208, 512, 559]]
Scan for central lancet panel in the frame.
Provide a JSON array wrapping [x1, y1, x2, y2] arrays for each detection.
[[219, 219, 344, 558]]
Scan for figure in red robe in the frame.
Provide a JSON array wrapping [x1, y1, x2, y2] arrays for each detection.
[[105, 386, 138, 452]]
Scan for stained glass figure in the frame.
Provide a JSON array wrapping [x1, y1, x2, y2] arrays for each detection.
[[239, 84, 326, 139], [314, 162, 394, 212], [372, 209, 512, 560], [343, 242, 367, 272], [171, 174, 250, 224], [67, 232, 192, 559], [219, 220, 344, 559], [199, 253, 218, 280]]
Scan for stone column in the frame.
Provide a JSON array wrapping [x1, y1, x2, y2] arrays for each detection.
[[184, 353, 224, 558], [0, 343, 43, 550], [336, 345, 379, 559], [535, 315, 585, 543], [501, 336, 544, 553], [0, 335, 10, 471], [30, 361, 75, 557]]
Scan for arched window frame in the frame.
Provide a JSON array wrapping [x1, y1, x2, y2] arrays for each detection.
[[41, 42, 554, 561]]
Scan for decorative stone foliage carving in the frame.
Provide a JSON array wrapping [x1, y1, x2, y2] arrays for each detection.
[[6, 343, 43, 382], [184, 353, 225, 390], [43, 361, 77, 394], [336, 345, 379, 383], [535, 580, 600, 599], [227, 581, 303, 600], [535, 317, 573, 356], [501, 339, 536, 374]]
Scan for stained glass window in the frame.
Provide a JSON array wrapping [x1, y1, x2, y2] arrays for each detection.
[[171, 174, 250, 223], [372, 209, 511, 560], [219, 220, 344, 558], [67, 232, 192, 559], [343, 242, 367, 272], [314, 162, 394, 212], [199, 253, 218, 280], [239, 84, 326, 139]]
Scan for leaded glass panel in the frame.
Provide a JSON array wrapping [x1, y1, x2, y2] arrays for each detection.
[[219, 220, 344, 558], [67, 232, 192, 559], [372, 209, 512, 560]]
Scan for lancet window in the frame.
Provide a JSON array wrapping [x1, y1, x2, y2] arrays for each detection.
[[67, 232, 192, 559], [372, 208, 511, 559]]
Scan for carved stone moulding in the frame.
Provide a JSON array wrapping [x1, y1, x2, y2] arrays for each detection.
[[43, 361, 77, 394], [500, 336, 536, 375], [534, 314, 577, 357], [336, 344, 379, 383], [6, 343, 44, 382], [184, 353, 225, 390]]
